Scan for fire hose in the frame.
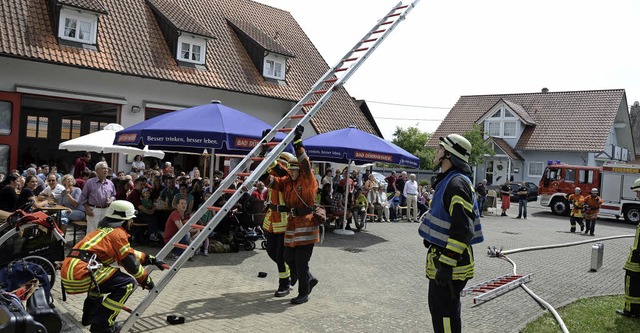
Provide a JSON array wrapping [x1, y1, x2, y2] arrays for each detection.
[[487, 234, 634, 333]]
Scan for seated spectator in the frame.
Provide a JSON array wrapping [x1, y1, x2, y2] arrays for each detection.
[[159, 176, 179, 208], [58, 174, 86, 235], [349, 187, 368, 229], [367, 185, 388, 222], [164, 198, 199, 259], [172, 183, 194, 215], [251, 181, 267, 201], [115, 179, 130, 201], [38, 173, 65, 202], [389, 190, 402, 222], [190, 179, 205, 210], [150, 175, 164, 201], [14, 175, 47, 212], [75, 170, 90, 190], [320, 183, 332, 206], [331, 185, 352, 226]]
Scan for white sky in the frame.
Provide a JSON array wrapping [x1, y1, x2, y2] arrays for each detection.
[[255, 0, 640, 140]]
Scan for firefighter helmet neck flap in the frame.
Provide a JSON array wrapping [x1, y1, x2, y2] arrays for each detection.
[[99, 200, 137, 229], [632, 178, 640, 192]]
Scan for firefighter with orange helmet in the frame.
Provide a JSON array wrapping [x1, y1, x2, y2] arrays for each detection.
[[262, 152, 295, 297], [260, 125, 319, 304], [582, 188, 603, 236], [618, 178, 640, 318], [61, 200, 165, 333], [565, 187, 585, 233]]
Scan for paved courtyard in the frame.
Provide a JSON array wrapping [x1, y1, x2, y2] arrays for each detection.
[[53, 203, 638, 332]]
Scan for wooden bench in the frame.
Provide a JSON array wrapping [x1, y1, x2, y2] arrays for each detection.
[[70, 220, 87, 244]]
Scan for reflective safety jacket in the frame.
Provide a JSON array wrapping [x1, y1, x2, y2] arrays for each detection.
[[264, 146, 319, 247], [566, 193, 584, 218], [263, 188, 288, 234], [61, 227, 149, 294], [624, 223, 640, 272], [583, 195, 603, 218], [419, 169, 483, 280]]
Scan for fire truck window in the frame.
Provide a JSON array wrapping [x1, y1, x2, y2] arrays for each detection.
[[564, 169, 575, 182], [579, 170, 594, 184]]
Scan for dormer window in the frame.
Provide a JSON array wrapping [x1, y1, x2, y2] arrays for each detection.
[[178, 34, 207, 65], [264, 54, 286, 80], [58, 8, 98, 45], [485, 106, 518, 138]]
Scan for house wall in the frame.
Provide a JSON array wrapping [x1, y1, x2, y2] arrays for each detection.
[[0, 57, 302, 170]]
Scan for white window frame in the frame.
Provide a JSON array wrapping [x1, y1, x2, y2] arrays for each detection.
[[177, 34, 207, 65], [528, 161, 544, 177], [263, 54, 286, 80], [484, 106, 519, 138], [58, 8, 98, 44]]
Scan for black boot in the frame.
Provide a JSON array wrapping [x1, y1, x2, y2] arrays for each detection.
[[82, 295, 102, 326]]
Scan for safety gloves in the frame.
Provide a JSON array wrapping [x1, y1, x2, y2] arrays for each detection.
[[143, 255, 166, 271], [293, 125, 304, 149], [141, 276, 155, 291]]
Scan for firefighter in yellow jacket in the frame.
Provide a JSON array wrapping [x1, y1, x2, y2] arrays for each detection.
[[260, 125, 319, 304], [565, 187, 585, 233], [618, 179, 640, 318], [61, 200, 165, 333], [262, 152, 295, 297]]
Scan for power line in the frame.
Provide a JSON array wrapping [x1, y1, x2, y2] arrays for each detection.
[[366, 100, 451, 110], [374, 116, 444, 121]]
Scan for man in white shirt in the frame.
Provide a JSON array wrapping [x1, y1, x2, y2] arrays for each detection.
[[39, 174, 66, 202], [403, 173, 419, 222]]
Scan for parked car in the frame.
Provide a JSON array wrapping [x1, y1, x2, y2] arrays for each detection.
[[371, 172, 388, 191], [508, 182, 539, 202]]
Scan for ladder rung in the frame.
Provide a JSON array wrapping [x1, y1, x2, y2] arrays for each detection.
[[372, 29, 386, 34], [222, 189, 236, 194], [278, 128, 293, 132], [363, 38, 378, 43], [396, 5, 409, 9], [323, 78, 338, 83], [173, 243, 188, 250], [380, 21, 394, 26], [343, 57, 358, 62], [191, 224, 205, 230], [302, 102, 316, 107], [263, 142, 279, 147], [387, 13, 401, 18], [313, 90, 328, 94], [290, 114, 304, 119], [251, 157, 264, 161], [354, 47, 369, 52], [335, 68, 347, 72], [237, 172, 251, 177], [207, 206, 221, 212]]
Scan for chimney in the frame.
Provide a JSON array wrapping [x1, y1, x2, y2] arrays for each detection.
[[541, 87, 549, 93]]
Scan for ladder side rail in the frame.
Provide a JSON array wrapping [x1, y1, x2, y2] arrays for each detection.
[[332, 0, 421, 89]]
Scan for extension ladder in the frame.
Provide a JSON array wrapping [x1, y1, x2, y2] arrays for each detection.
[[460, 273, 533, 305], [120, 1, 421, 331]]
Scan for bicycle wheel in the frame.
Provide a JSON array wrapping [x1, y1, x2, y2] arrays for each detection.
[[22, 255, 56, 288]]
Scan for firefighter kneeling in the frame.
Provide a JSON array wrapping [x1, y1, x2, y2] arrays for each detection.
[[61, 200, 166, 333]]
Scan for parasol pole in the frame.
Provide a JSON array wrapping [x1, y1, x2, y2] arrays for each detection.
[[210, 149, 216, 181], [334, 160, 354, 235], [202, 149, 210, 179]]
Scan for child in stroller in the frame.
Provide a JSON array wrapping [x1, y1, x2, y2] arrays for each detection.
[[230, 194, 267, 251]]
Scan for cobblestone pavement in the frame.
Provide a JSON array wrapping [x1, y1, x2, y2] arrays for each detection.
[[54, 203, 637, 332]]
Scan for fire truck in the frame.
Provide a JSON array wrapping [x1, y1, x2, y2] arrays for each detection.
[[538, 162, 640, 224]]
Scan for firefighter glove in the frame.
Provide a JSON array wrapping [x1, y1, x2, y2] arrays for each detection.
[[261, 128, 271, 140], [435, 264, 453, 287], [141, 276, 155, 291], [423, 239, 432, 249], [293, 125, 304, 142]]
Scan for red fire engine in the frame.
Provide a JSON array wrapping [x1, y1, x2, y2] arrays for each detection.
[[538, 161, 640, 224]]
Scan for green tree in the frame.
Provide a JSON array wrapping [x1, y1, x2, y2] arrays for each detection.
[[463, 124, 494, 166], [391, 126, 436, 169]]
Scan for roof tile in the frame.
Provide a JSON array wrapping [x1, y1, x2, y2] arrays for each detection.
[[427, 89, 625, 152], [227, 17, 294, 57], [0, 0, 376, 135], [58, 0, 109, 14]]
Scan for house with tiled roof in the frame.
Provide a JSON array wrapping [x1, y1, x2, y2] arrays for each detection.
[[0, 0, 380, 173], [426, 88, 634, 186]]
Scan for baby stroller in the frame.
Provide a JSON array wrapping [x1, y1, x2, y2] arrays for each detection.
[[0, 206, 66, 289], [231, 196, 267, 251]]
